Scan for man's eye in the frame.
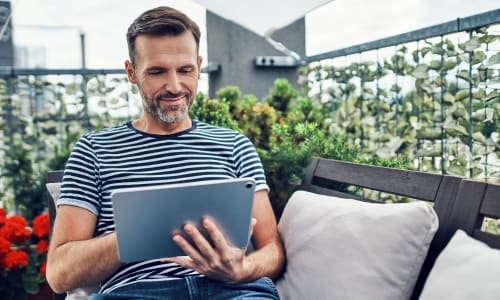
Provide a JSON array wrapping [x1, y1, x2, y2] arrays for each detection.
[[179, 68, 192, 73], [148, 70, 163, 75]]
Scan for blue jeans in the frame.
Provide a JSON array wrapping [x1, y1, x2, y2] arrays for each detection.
[[90, 276, 280, 300]]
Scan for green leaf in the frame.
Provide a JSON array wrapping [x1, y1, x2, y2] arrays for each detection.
[[471, 51, 486, 65], [487, 52, 500, 66], [443, 92, 455, 104], [479, 34, 499, 44], [442, 59, 457, 72], [421, 47, 432, 57], [484, 91, 500, 103], [464, 37, 481, 51], [447, 163, 467, 176], [417, 128, 441, 140], [433, 77, 448, 88], [444, 124, 469, 137], [431, 45, 445, 55], [416, 146, 441, 157], [429, 60, 442, 70], [471, 108, 495, 122], [456, 70, 470, 82], [412, 64, 428, 79], [472, 132, 488, 145], [455, 89, 470, 102]]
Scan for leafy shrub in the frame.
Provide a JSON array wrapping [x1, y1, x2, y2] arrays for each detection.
[[216, 88, 277, 150], [1, 140, 45, 220], [190, 79, 409, 217], [190, 92, 239, 130]]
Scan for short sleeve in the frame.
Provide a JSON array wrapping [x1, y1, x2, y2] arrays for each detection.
[[233, 134, 269, 192], [57, 135, 101, 215]]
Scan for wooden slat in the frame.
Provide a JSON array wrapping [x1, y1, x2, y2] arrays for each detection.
[[47, 170, 64, 183], [307, 185, 369, 202], [314, 158, 442, 201], [480, 184, 500, 218], [412, 175, 462, 299], [473, 229, 500, 249], [447, 179, 487, 235], [300, 157, 320, 190], [433, 175, 462, 222]]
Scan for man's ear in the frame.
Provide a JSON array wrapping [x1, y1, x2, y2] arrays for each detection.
[[197, 56, 203, 79], [125, 60, 136, 84]]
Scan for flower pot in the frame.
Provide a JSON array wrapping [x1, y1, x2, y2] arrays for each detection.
[[28, 282, 52, 300]]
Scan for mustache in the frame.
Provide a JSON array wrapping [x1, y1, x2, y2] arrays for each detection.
[[156, 91, 189, 101]]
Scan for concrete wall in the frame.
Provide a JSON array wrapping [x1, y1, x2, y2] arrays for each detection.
[[206, 11, 305, 100], [0, 1, 14, 66]]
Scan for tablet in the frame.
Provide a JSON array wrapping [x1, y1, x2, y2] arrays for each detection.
[[111, 178, 256, 262]]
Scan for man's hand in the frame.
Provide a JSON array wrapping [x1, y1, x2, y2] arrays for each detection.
[[161, 217, 257, 283]]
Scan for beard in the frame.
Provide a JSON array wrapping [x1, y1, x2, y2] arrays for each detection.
[[141, 90, 192, 125]]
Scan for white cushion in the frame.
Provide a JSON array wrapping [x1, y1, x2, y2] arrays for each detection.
[[275, 191, 439, 300], [46, 182, 61, 202], [66, 286, 100, 299], [419, 229, 500, 300]]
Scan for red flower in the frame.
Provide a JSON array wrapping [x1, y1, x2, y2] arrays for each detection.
[[0, 208, 6, 227], [36, 240, 49, 253], [7, 215, 27, 227], [0, 236, 11, 257], [32, 213, 50, 238], [3, 250, 29, 270], [0, 216, 31, 244], [39, 261, 47, 276]]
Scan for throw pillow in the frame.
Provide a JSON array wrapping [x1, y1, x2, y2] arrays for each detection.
[[419, 229, 500, 300], [275, 190, 439, 300]]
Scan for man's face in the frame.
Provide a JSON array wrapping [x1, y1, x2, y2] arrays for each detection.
[[126, 31, 202, 125]]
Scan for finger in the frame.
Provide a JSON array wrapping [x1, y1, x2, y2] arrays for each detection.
[[171, 233, 207, 264], [202, 217, 230, 251], [183, 223, 217, 258], [160, 256, 194, 268]]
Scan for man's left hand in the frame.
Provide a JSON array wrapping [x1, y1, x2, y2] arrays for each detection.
[[161, 217, 257, 283]]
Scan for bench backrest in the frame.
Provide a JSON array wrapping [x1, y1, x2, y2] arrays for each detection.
[[447, 179, 500, 249]]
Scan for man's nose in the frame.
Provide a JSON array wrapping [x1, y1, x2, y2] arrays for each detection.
[[164, 72, 182, 94]]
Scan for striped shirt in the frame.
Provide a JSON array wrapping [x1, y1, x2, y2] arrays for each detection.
[[57, 120, 269, 294]]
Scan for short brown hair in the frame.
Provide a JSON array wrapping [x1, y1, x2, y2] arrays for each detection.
[[126, 6, 201, 66]]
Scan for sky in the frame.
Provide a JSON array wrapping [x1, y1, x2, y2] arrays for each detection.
[[6, 0, 500, 70]]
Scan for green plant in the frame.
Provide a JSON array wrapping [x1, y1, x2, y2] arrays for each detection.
[[264, 78, 298, 117], [261, 121, 407, 218], [1, 140, 45, 220], [190, 92, 239, 130]]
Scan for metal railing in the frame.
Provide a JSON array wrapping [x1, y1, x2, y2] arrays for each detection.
[[301, 8, 500, 179]]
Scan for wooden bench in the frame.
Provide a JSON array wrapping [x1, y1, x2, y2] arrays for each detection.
[[298, 157, 500, 299], [45, 158, 500, 299]]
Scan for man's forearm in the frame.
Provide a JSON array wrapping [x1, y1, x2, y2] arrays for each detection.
[[47, 233, 122, 293], [245, 239, 286, 281]]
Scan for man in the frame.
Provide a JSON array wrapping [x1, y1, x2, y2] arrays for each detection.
[[46, 6, 285, 299]]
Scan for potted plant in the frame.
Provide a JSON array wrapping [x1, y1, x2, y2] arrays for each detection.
[[0, 208, 50, 299]]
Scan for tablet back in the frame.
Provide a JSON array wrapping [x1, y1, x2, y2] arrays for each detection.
[[111, 178, 256, 262]]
